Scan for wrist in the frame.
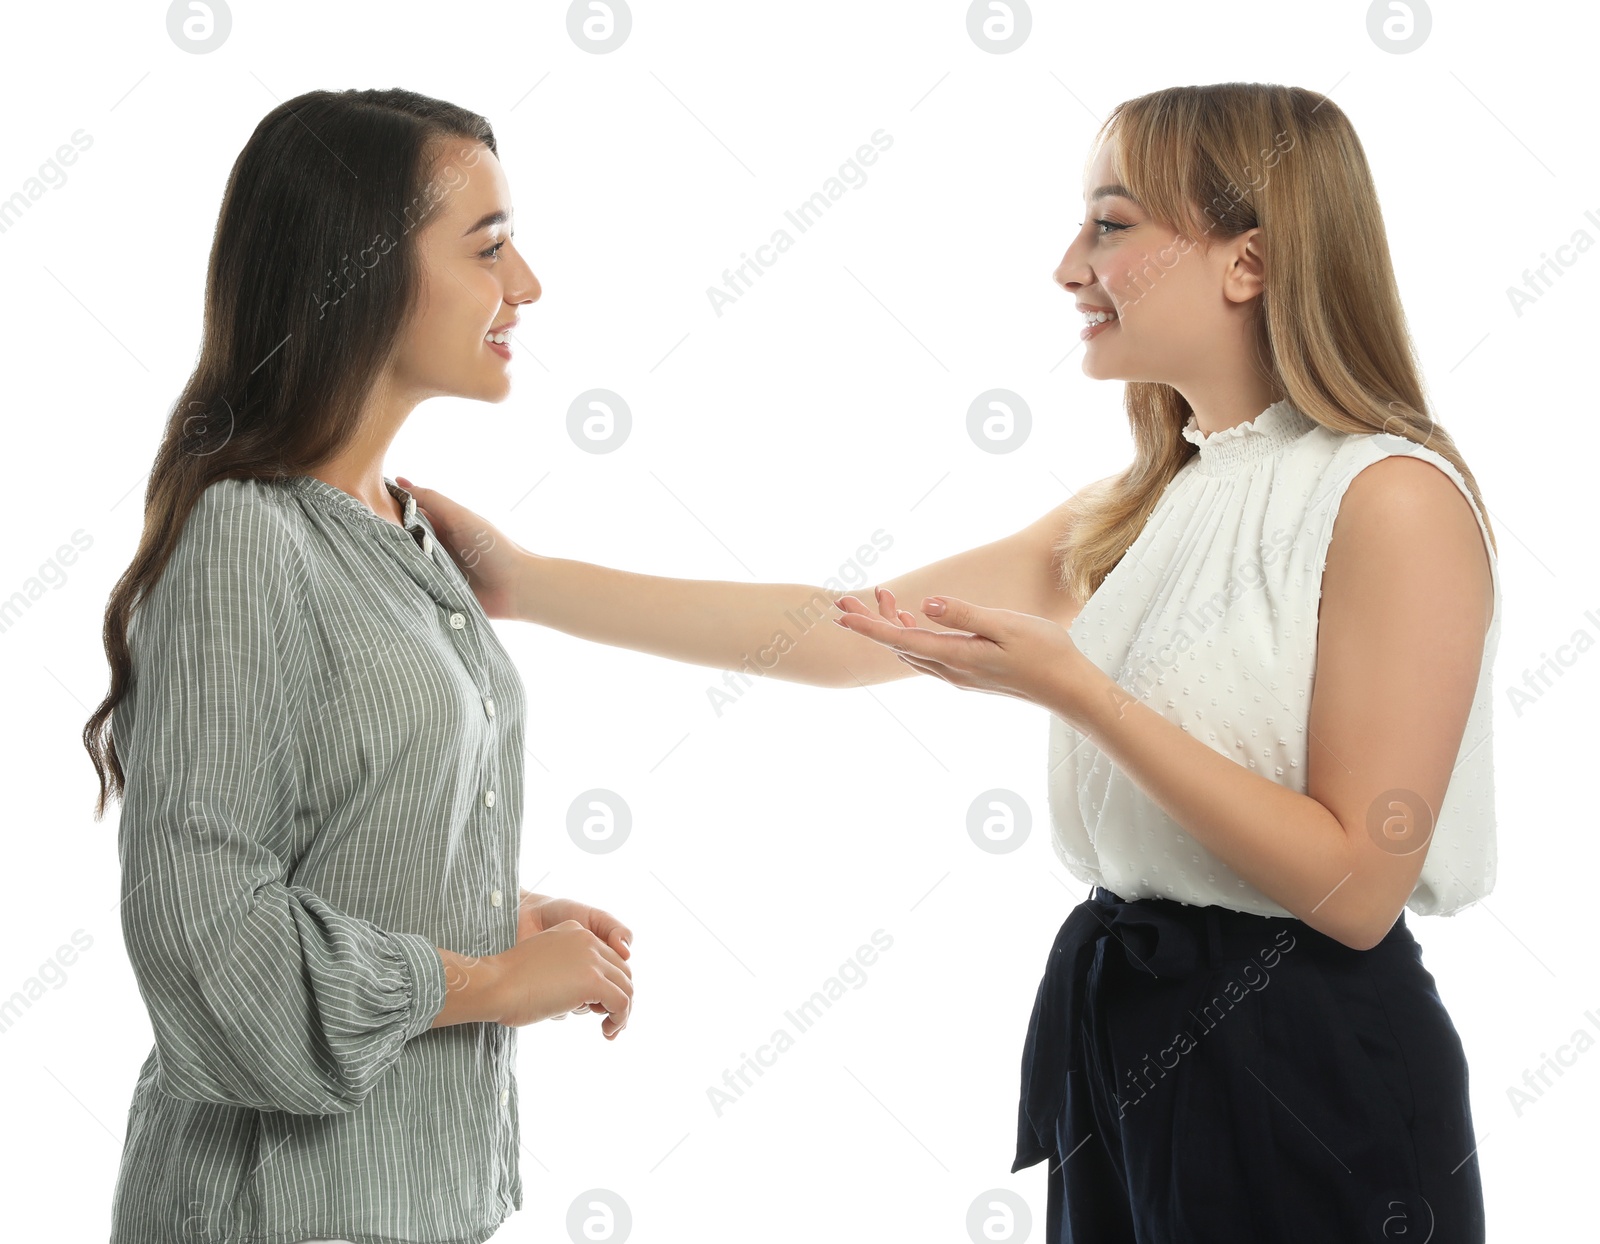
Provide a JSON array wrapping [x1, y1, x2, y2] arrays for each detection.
[[431, 947, 507, 1028], [1043, 647, 1101, 727]]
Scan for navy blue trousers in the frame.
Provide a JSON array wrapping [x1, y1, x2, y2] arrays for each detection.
[[1013, 886, 1487, 1242]]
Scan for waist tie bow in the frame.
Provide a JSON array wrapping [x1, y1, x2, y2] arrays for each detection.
[[1011, 888, 1209, 1175]]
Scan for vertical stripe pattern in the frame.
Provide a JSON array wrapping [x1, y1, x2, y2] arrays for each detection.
[[109, 474, 525, 1244]]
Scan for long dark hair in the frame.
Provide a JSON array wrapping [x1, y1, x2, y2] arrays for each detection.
[[83, 87, 496, 818]]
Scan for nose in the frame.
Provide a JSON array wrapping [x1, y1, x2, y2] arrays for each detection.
[[506, 244, 541, 306], [1052, 238, 1093, 297]]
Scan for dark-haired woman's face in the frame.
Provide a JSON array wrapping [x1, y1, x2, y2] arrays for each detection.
[[1053, 142, 1263, 387], [392, 142, 539, 405]]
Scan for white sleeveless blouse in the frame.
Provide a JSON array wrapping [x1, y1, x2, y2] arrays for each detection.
[[1048, 399, 1501, 918]]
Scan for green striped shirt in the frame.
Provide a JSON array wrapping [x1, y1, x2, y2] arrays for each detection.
[[110, 474, 525, 1243]]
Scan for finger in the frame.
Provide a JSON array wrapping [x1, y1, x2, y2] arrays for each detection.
[[875, 586, 904, 625], [395, 480, 457, 517], [834, 608, 913, 642], [598, 955, 635, 1002], [917, 595, 1006, 639], [589, 912, 634, 958], [838, 609, 978, 660], [591, 933, 633, 978], [897, 652, 949, 679], [594, 970, 632, 1029], [834, 594, 875, 616]]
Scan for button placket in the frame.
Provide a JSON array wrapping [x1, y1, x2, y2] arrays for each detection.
[[397, 541, 511, 950], [299, 474, 519, 952]]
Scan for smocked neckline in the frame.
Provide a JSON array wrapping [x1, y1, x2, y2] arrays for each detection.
[[283, 473, 420, 533], [1180, 399, 1317, 475]]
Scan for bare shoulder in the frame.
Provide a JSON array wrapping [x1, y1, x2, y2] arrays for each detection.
[[1323, 453, 1493, 634]]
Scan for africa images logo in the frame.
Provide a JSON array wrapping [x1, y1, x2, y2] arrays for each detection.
[[1112, 926, 1298, 1116]]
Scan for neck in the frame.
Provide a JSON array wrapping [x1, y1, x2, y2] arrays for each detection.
[[1178, 382, 1286, 438], [305, 385, 414, 524], [303, 448, 404, 525]]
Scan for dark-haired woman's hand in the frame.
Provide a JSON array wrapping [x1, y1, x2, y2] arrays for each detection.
[[490, 921, 633, 1039], [517, 890, 632, 959], [395, 476, 529, 619], [516, 890, 633, 1024]]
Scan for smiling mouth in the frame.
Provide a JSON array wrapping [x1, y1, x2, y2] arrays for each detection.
[[1081, 315, 1118, 342]]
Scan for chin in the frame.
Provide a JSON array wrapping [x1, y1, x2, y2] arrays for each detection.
[[462, 362, 514, 401], [475, 377, 513, 402]]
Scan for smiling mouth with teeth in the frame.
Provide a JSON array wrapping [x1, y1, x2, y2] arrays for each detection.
[[485, 330, 512, 345], [1083, 310, 1117, 324]]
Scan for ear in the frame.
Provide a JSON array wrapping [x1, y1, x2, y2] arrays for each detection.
[[1224, 227, 1266, 306]]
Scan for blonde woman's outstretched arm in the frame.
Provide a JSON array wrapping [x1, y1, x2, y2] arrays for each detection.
[[396, 475, 1088, 691]]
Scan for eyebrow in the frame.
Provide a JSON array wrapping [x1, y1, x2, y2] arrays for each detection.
[[1085, 184, 1138, 204], [461, 209, 514, 237]]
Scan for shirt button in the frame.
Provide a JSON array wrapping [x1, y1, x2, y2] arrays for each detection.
[[421, 532, 433, 555], [490, 888, 503, 907], [484, 697, 495, 718], [449, 612, 466, 630], [485, 790, 496, 808], [500, 1087, 510, 1107]]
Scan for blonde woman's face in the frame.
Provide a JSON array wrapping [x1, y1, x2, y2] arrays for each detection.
[[392, 141, 540, 404], [1054, 142, 1260, 385]]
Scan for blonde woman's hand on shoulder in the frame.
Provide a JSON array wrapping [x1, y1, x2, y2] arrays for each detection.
[[396, 475, 531, 620]]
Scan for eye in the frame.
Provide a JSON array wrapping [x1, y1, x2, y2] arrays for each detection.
[[1077, 218, 1130, 236], [480, 240, 506, 259]]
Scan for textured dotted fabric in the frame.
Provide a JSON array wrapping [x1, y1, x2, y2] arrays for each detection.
[[1048, 399, 1501, 917]]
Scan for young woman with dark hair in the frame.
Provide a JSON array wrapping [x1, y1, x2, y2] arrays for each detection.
[[88, 88, 628, 1244]]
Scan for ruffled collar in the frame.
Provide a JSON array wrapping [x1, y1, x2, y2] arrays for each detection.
[[1180, 399, 1317, 475]]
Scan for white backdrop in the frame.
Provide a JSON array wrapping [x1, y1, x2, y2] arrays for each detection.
[[1, 1, 1594, 1239]]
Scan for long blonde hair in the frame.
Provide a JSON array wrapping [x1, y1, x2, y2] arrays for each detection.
[[1053, 82, 1494, 604]]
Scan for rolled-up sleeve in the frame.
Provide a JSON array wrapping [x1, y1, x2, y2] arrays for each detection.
[[115, 486, 448, 1116]]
